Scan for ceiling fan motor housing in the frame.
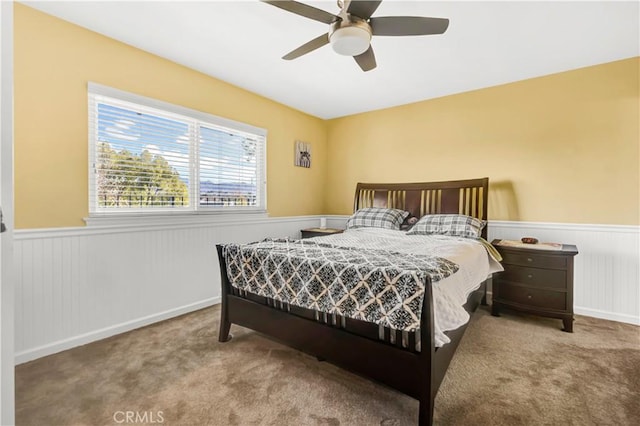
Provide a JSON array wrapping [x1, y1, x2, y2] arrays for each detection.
[[329, 16, 372, 56]]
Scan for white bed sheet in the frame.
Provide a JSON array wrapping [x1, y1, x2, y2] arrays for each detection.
[[311, 227, 503, 347]]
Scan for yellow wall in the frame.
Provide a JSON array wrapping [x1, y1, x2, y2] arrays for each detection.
[[326, 57, 640, 225], [14, 4, 327, 229], [14, 5, 640, 228]]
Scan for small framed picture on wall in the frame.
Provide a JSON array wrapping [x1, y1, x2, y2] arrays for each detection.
[[295, 140, 311, 168]]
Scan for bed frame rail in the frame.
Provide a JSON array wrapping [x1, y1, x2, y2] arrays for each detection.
[[228, 285, 425, 351]]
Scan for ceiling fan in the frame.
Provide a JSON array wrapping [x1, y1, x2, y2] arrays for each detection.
[[261, 0, 450, 72]]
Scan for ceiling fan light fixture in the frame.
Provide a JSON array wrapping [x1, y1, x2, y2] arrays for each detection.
[[329, 21, 372, 56], [263, 0, 450, 72]]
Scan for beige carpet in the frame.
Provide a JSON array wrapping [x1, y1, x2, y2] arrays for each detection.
[[16, 305, 640, 425]]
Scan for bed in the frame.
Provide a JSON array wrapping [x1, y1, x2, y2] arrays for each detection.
[[215, 178, 500, 425]]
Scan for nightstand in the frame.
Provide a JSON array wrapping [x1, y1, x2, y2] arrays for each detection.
[[491, 239, 579, 332], [300, 228, 343, 239]]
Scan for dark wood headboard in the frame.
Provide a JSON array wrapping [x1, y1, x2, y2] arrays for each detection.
[[353, 177, 489, 238]]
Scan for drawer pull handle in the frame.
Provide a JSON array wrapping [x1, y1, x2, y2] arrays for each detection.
[[527, 295, 532, 299], [527, 274, 533, 279], [527, 258, 533, 263]]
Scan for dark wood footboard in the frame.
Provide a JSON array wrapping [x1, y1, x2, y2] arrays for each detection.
[[216, 245, 486, 425]]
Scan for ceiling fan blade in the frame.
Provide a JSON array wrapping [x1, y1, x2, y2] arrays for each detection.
[[370, 16, 450, 36], [354, 46, 377, 72], [347, 0, 382, 19], [262, 0, 339, 25], [283, 33, 329, 60]]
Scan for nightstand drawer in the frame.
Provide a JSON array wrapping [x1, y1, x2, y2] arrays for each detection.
[[501, 251, 567, 269], [499, 265, 567, 290], [498, 284, 566, 311]]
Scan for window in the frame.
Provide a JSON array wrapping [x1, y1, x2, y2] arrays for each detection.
[[88, 83, 266, 216]]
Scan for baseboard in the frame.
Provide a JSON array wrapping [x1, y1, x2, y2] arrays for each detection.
[[15, 297, 219, 365], [574, 307, 640, 326]]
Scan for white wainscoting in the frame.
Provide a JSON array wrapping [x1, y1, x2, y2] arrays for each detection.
[[13, 216, 639, 364], [488, 221, 640, 326], [14, 216, 321, 364]]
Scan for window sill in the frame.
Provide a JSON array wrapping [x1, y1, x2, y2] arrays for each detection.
[[84, 210, 269, 229]]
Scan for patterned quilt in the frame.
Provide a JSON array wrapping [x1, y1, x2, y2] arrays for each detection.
[[223, 238, 459, 332]]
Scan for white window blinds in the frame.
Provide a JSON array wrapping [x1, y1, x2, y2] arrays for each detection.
[[199, 125, 262, 208], [88, 83, 266, 215]]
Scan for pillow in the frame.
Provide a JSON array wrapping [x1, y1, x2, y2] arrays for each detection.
[[406, 214, 486, 238], [346, 207, 410, 230]]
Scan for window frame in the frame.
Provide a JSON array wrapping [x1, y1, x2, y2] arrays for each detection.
[[87, 83, 267, 221]]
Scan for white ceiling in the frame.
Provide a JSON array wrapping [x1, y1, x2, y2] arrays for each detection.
[[24, 0, 640, 119]]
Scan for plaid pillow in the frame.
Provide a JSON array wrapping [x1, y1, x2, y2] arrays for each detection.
[[406, 214, 486, 238], [346, 207, 410, 230]]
